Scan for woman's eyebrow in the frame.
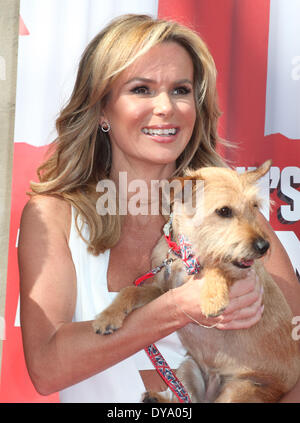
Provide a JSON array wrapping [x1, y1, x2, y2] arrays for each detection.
[[125, 77, 155, 85], [124, 77, 193, 86]]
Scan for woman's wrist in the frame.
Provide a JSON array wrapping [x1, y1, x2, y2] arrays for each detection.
[[166, 285, 209, 329], [166, 281, 225, 330], [166, 288, 189, 329]]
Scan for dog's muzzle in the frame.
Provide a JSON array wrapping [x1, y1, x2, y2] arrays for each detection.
[[232, 237, 270, 269]]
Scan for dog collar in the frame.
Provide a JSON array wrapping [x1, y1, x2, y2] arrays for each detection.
[[163, 214, 202, 275], [134, 215, 201, 286]]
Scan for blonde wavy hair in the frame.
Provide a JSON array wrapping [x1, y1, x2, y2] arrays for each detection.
[[30, 14, 227, 254]]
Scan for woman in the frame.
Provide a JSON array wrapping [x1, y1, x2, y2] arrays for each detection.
[[18, 14, 300, 402]]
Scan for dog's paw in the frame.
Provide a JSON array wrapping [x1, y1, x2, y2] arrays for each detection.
[[200, 268, 230, 318], [142, 389, 175, 403], [92, 308, 127, 335], [201, 300, 228, 318], [142, 392, 159, 403], [207, 307, 226, 318]]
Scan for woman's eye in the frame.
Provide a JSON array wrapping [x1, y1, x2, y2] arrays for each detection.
[[173, 86, 191, 95], [131, 86, 149, 95]]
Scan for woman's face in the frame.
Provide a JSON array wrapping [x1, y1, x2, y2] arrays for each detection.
[[102, 42, 196, 173]]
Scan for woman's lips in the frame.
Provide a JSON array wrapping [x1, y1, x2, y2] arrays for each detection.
[[141, 126, 179, 143]]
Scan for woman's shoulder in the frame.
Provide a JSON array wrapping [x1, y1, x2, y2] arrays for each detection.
[[21, 194, 72, 240]]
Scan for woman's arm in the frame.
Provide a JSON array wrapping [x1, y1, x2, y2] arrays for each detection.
[[256, 212, 300, 402], [18, 196, 185, 395], [256, 212, 300, 318]]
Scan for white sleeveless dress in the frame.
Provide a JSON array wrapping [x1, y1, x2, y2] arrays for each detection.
[[59, 208, 186, 403]]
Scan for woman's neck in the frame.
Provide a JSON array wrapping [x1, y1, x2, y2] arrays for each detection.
[[109, 160, 175, 219], [109, 160, 176, 186]]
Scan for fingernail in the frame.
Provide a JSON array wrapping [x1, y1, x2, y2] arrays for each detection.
[[260, 286, 264, 295], [216, 323, 225, 330], [261, 304, 264, 314]]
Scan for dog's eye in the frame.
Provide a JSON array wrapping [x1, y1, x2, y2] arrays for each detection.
[[216, 206, 233, 218]]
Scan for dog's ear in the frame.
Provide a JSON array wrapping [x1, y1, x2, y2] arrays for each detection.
[[242, 160, 272, 184]]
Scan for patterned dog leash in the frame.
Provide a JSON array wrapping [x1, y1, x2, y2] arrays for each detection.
[[134, 264, 192, 404], [134, 215, 201, 403]]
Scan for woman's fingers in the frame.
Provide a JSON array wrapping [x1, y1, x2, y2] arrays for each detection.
[[222, 284, 263, 317], [224, 271, 262, 314], [175, 271, 264, 330], [219, 295, 264, 324], [216, 270, 264, 330], [216, 305, 264, 330]]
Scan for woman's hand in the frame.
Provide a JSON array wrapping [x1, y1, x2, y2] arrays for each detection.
[[216, 270, 264, 330], [172, 269, 264, 330]]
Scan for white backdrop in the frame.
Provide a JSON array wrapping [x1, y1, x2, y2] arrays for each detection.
[[15, 0, 159, 146], [265, 0, 300, 139]]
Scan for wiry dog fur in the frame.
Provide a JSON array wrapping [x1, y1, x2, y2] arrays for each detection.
[[93, 161, 300, 402]]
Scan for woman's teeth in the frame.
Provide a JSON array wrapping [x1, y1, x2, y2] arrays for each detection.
[[142, 128, 177, 136]]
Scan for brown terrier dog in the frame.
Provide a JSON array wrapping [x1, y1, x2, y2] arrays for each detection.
[[93, 161, 300, 402]]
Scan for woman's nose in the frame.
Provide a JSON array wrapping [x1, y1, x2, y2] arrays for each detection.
[[153, 92, 174, 117]]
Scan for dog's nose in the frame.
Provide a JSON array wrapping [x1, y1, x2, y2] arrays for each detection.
[[253, 237, 270, 255]]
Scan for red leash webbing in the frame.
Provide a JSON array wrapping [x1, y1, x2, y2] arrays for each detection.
[[134, 262, 191, 403], [144, 343, 191, 403]]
